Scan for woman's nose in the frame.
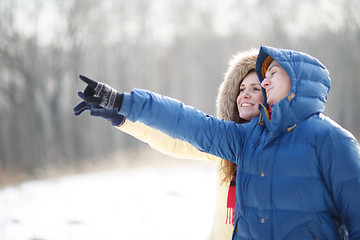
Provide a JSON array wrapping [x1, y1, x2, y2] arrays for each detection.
[[243, 90, 251, 98]]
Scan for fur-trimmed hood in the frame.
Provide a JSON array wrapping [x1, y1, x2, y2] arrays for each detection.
[[216, 49, 259, 121]]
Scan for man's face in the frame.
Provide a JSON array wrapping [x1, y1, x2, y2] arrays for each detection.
[[261, 60, 291, 106]]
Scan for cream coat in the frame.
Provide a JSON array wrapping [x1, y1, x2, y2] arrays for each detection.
[[116, 49, 258, 240]]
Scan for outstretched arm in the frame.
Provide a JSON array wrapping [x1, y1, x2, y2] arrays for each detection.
[[76, 75, 245, 163], [74, 86, 218, 162]]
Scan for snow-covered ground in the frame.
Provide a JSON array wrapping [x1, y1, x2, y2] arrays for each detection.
[[0, 155, 217, 240]]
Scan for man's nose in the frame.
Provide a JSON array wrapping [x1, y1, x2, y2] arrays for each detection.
[[261, 78, 270, 88]]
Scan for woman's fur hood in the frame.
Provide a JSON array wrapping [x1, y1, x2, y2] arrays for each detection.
[[216, 49, 259, 121], [215, 48, 259, 183]]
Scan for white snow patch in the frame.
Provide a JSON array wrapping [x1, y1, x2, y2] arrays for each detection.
[[0, 160, 216, 240]]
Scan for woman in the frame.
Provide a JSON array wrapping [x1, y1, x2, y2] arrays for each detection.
[[75, 46, 360, 239], [74, 49, 263, 239]]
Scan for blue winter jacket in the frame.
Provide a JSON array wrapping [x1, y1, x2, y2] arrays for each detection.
[[119, 46, 360, 239]]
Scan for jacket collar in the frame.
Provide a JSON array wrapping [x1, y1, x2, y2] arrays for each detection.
[[259, 99, 298, 138]]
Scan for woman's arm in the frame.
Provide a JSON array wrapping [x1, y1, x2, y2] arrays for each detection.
[[116, 119, 218, 162]]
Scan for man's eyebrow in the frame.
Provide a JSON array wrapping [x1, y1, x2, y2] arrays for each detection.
[[266, 62, 280, 74]]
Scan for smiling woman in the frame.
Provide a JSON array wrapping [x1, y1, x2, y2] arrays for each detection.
[[73, 49, 261, 240], [236, 71, 263, 121]]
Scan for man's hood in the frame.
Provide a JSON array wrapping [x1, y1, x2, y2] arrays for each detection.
[[255, 46, 331, 136]]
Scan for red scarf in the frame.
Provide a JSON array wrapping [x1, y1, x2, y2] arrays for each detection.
[[226, 171, 237, 225]]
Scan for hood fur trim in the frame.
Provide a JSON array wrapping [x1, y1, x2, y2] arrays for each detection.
[[216, 48, 259, 121]]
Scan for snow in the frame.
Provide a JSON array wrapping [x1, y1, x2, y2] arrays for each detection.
[[0, 158, 217, 240]]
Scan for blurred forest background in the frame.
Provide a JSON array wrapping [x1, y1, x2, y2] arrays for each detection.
[[0, 0, 359, 186]]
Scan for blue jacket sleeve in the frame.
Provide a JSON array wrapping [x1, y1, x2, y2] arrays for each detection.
[[118, 89, 245, 163], [317, 124, 360, 239]]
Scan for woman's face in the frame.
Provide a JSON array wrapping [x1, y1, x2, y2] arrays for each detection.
[[236, 72, 263, 121]]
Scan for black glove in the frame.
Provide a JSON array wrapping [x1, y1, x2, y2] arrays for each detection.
[[74, 91, 125, 126], [79, 75, 123, 109]]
